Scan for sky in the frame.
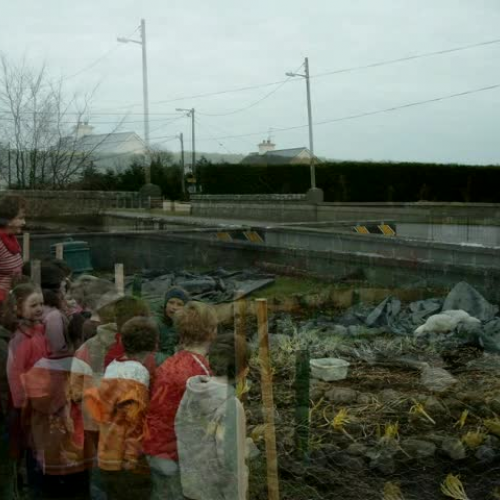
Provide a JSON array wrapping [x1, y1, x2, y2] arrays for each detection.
[[1, 0, 500, 164]]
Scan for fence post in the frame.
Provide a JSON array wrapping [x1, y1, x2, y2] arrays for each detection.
[[55, 243, 64, 261], [295, 349, 310, 461], [23, 232, 30, 262], [31, 260, 41, 286], [256, 298, 280, 500], [115, 263, 125, 296]]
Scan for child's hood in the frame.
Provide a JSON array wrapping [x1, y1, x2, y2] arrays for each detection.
[[183, 375, 235, 417], [95, 322, 118, 345]]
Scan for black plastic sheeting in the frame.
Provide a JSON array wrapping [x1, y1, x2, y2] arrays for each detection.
[[134, 268, 275, 304], [303, 282, 500, 353]]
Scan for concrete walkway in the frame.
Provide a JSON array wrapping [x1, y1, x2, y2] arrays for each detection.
[[104, 209, 281, 229]]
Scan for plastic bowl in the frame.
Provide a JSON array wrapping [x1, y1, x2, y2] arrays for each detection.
[[310, 358, 350, 382]]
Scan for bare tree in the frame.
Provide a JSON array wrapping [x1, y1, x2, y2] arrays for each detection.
[[0, 54, 124, 189]]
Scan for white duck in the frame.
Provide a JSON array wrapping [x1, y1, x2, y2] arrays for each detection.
[[414, 309, 481, 336]]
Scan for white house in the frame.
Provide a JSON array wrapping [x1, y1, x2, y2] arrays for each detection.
[[241, 139, 317, 165], [68, 123, 147, 172]]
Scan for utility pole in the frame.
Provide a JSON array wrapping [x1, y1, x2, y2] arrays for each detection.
[[7, 142, 11, 187], [179, 132, 186, 196], [286, 57, 322, 200], [118, 19, 151, 184], [176, 108, 196, 185], [304, 57, 315, 189]]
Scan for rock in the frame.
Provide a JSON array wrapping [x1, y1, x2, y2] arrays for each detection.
[[367, 448, 396, 475], [325, 387, 358, 404], [346, 443, 368, 456], [475, 445, 496, 464], [331, 325, 348, 336], [402, 439, 436, 459], [310, 380, 329, 401], [357, 393, 375, 405], [424, 396, 448, 417], [420, 366, 457, 393], [425, 432, 447, 446], [331, 452, 365, 471], [485, 435, 500, 448], [467, 354, 500, 372], [379, 389, 403, 403], [443, 282, 498, 322], [245, 438, 261, 460], [441, 437, 466, 460]]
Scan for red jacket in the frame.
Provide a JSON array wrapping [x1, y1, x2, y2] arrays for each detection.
[[143, 350, 211, 461], [7, 323, 47, 409], [22, 355, 93, 475]]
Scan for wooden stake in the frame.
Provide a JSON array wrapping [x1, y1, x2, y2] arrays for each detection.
[[31, 260, 41, 286], [115, 263, 125, 296], [295, 349, 310, 461], [22, 232, 30, 262], [55, 243, 64, 260], [256, 298, 280, 500], [234, 291, 248, 403]]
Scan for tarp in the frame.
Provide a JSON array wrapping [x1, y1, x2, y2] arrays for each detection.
[[135, 268, 275, 304]]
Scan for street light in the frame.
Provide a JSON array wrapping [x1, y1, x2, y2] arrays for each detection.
[[176, 108, 196, 180], [286, 57, 319, 196], [117, 19, 151, 184]]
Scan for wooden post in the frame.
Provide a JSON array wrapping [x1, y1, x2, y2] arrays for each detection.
[[295, 349, 310, 461], [115, 263, 125, 296], [31, 260, 41, 286], [234, 291, 248, 403], [22, 232, 30, 262], [256, 298, 280, 500], [55, 243, 64, 261]]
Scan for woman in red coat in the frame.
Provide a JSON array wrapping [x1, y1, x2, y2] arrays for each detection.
[[0, 195, 26, 303]]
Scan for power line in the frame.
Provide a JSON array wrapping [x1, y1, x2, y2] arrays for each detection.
[[312, 37, 500, 80], [92, 36, 500, 111], [194, 118, 234, 154], [197, 62, 304, 117], [201, 81, 500, 141], [61, 26, 140, 81]]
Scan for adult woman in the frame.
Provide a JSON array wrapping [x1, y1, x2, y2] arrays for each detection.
[[0, 195, 26, 303]]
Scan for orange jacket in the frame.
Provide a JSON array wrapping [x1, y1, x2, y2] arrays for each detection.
[[84, 359, 149, 471]]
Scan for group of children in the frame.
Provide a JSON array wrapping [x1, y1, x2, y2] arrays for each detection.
[[0, 261, 250, 500]]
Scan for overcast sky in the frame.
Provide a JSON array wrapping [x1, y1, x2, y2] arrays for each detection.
[[2, 0, 500, 164]]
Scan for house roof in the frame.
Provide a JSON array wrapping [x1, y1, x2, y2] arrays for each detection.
[[241, 147, 312, 165], [75, 132, 145, 154]]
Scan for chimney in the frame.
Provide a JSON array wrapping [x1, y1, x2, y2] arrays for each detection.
[[74, 121, 94, 139], [258, 138, 276, 155]]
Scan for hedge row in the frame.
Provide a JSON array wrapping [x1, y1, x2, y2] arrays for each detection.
[[198, 162, 500, 202]]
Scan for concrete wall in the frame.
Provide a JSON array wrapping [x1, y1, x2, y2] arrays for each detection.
[[192, 195, 500, 224], [397, 223, 500, 247], [0, 190, 140, 217], [28, 231, 500, 302]]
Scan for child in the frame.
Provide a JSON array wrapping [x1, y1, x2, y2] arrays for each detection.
[[5, 283, 47, 412], [104, 296, 151, 370], [84, 317, 159, 500], [22, 303, 94, 499], [155, 287, 190, 366], [175, 332, 250, 500], [3, 283, 47, 498], [143, 301, 217, 500]]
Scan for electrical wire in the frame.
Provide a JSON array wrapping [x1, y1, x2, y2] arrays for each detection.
[[194, 118, 234, 154], [197, 62, 304, 117], [91, 36, 500, 111], [201, 81, 500, 141], [62, 26, 140, 81]]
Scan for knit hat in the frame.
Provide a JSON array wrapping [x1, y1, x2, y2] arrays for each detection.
[[164, 287, 190, 306]]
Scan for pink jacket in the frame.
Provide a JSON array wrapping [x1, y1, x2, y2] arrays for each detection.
[[7, 322, 48, 409]]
